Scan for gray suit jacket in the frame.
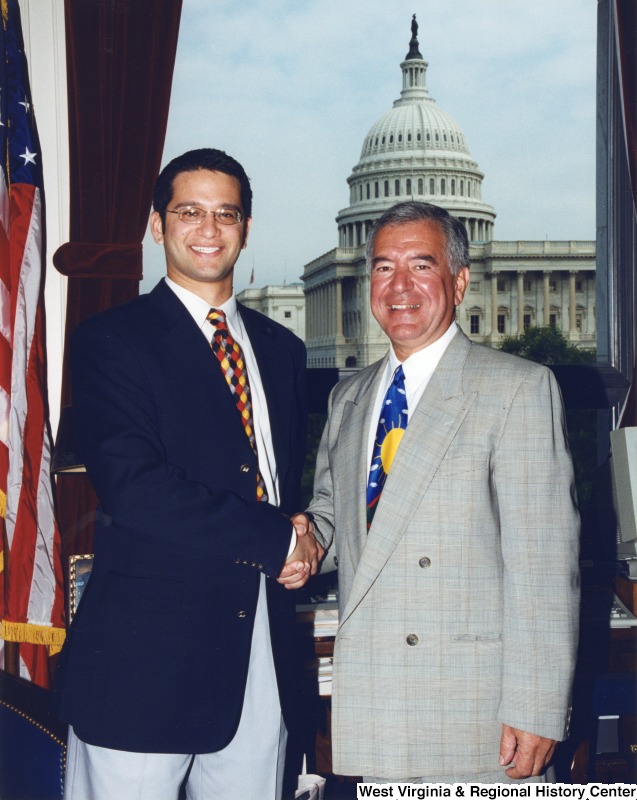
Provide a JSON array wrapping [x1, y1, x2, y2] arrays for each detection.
[[308, 329, 580, 778]]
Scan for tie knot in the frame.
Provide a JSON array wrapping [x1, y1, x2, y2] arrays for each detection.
[[393, 364, 405, 386], [208, 308, 228, 331]]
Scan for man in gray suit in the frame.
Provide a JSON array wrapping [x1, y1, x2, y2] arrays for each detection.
[[299, 201, 580, 783]]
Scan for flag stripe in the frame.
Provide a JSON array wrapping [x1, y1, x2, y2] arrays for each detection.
[[1, 0, 66, 684]]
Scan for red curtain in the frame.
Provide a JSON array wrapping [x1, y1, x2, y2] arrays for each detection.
[[614, 0, 637, 426], [53, 0, 183, 564]]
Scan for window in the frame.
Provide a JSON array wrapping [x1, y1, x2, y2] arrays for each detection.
[[497, 314, 506, 334], [441, 179, 446, 195], [417, 178, 423, 194], [395, 179, 400, 196], [469, 281, 481, 293], [576, 279, 584, 292], [429, 178, 435, 195], [497, 279, 507, 293], [576, 313, 583, 332], [384, 180, 389, 197], [470, 315, 480, 334], [374, 182, 379, 198], [366, 183, 370, 200], [451, 179, 456, 196], [284, 311, 291, 319], [406, 179, 412, 195], [523, 279, 533, 292], [523, 314, 532, 330], [549, 313, 557, 328], [549, 280, 558, 292]]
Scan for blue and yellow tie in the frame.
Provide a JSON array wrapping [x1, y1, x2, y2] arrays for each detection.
[[366, 365, 408, 528], [208, 309, 268, 502]]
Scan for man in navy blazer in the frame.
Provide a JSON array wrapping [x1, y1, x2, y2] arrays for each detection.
[[55, 149, 322, 800]]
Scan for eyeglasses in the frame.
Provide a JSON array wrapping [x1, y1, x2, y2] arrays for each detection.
[[165, 206, 244, 225]]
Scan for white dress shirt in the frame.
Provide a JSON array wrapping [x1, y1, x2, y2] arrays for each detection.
[[366, 322, 458, 468]]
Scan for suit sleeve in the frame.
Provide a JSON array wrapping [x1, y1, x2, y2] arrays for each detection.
[[70, 317, 293, 577], [306, 389, 337, 559], [495, 366, 580, 741]]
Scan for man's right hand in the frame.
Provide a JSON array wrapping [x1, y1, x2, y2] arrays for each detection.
[[276, 513, 324, 590]]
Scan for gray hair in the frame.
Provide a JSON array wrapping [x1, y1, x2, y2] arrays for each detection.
[[365, 201, 470, 276]]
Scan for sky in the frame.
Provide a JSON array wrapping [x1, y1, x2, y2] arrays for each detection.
[[141, 0, 597, 295]]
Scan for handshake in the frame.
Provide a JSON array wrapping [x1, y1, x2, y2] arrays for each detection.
[[276, 513, 324, 590]]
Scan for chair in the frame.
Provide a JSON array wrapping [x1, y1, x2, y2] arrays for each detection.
[[0, 671, 67, 799]]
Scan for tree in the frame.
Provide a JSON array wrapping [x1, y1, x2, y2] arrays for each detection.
[[500, 325, 595, 365]]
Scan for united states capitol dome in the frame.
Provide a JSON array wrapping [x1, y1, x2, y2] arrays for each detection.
[[336, 15, 496, 246]]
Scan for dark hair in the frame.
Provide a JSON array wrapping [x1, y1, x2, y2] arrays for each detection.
[[365, 201, 470, 276], [152, 148, 252, 228]]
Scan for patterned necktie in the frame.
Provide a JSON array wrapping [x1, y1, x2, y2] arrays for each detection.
[[366, 364, 408, 528], [208, 308, 268, 502]]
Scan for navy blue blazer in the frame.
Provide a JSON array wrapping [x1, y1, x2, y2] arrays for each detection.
[[54, 279, 307, 754]]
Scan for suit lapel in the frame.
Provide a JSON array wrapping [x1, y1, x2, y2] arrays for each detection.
[[340, 331, 477, 626], [148, 280, 250, 432], [238, 305, 293, 492], [338, 358, 388, 570]]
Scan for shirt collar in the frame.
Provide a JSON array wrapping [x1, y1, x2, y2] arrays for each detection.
[[388, 321, 458, 379], [164, 277, 238, 331]]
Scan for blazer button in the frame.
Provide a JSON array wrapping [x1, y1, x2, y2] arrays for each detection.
[[406, 634, 419, 646], [240, 464, 250, 473], [418, 556, 431, 568], [237, 610, 247, 619]]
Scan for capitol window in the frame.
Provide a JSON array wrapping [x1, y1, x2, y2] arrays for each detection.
[[384, 181, 389, 197], [429, 178, 435, 194], [441, 178, 446, 194], [395, 179, 400, 195], [406, 179, 412, 195], [418, 178, 423, 194]]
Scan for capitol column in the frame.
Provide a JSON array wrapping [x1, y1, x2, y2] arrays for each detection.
[[568, 272, 577, 336], [543, 272, 551, 326], [335, 278, 343, 338], [517, 272, 525, 334]]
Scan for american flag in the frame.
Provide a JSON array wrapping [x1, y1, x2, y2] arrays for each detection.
[[0, 0, 65, 687]]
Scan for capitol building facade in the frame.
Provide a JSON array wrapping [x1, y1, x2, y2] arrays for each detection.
[[301, 17, 595, 369]]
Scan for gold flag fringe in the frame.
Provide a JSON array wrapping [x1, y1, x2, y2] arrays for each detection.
[[1, 620, 66, 655]]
